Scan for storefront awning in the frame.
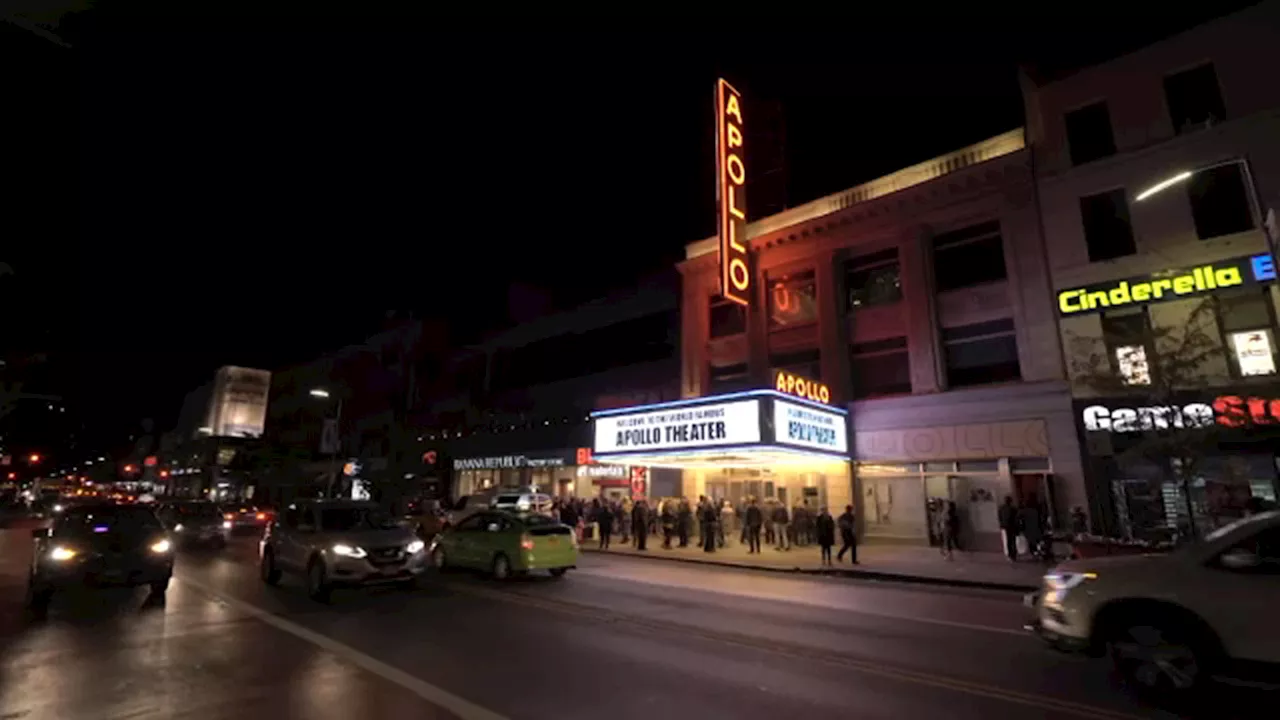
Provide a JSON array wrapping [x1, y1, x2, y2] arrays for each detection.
[[590, 390, 850, 469]]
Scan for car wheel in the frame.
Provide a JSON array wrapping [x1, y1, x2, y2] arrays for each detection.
[[306, 558, 331, 602], [549, 568, 568, 579], [260, 548, 282, 585], [491, 553, 511, 581], [431, 547, 448, 571], [1108, 615, 1212, 701]]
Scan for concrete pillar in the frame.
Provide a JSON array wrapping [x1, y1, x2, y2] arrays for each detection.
[[900, 229, 942, 393], [746, 250, 771, 385], [815, 248, 851, 402], [680, 266, 712, 399]]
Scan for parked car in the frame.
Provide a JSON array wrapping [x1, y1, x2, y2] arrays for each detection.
[[429, 510, 577, 580], [27, 502, 173, 611], [1027, 510, 1280, 701], [258, 499, 427, 602]]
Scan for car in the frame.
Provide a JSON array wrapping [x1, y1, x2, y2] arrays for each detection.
[[1027, 510, 1280, 700], [429, 510, 577, 580], [27, 502, 174, 611], [258, 500, 427, 602], [155, 501, 229, 548], [221, 503, 272, 534]]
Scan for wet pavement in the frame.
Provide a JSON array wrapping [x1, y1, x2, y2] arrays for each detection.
[[0, 530, 1240, 720]]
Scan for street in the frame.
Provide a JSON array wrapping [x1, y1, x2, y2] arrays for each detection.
[[0, 533, 1211, 720]]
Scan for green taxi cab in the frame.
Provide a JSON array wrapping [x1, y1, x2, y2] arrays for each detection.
[[429, 509, 576, 579]]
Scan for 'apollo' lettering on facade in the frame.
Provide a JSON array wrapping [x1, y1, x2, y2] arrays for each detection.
[[717, 78, 749, 306]]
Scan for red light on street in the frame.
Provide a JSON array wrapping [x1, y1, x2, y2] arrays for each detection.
[[5, 472, 14, 480], [159, 470, 169, 478], [144, 455, 158, 467], [28, 453, 41, 464], [124, 464, 136, 473]]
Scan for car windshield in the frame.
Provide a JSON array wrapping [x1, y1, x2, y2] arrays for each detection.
[[318, 506, 396, 531], [61, 506, 162, 535], [492, 495, 522, 506], [174, 504, 221, 517]]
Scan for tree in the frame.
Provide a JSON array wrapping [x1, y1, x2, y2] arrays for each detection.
[[1067, 297, 1236, 539]]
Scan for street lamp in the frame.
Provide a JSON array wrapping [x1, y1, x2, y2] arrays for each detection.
[[311, 388, 343, 498], [1134, 171, 1194, 202]]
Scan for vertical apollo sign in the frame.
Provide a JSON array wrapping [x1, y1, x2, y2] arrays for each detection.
[[717, 79, 749, 306]]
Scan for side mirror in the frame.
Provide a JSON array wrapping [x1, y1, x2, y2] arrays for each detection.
[[1220, 548, 1262, 570]]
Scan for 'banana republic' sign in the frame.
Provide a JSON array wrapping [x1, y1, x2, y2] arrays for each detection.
[[1057, 254, 1276, 316]]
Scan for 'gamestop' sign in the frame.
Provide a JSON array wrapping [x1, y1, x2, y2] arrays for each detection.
[[1081, 393, 1280, 433], [593, 399, 761, 454]]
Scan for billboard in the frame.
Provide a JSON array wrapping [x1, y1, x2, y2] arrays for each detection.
[[206, 366, 271, 438]]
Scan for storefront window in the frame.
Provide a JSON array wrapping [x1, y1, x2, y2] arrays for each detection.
[[1216, 288, 1278, 378], [1101, 308, 1154, 385], [768, 270, 818, 328]]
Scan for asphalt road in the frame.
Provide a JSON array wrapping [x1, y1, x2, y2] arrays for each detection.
[[0, 533, 1235, 720]]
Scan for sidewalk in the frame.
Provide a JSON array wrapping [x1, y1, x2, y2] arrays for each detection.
[[581, 536, 1046, 591]]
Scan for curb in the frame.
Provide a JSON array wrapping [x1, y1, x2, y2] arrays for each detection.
[[580, 547, 1039, 593]]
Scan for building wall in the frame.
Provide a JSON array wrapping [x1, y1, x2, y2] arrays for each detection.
[[680, 137, 1083, 546]]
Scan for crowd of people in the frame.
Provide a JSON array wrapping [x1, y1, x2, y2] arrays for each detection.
[[549, 495, 860, 566]]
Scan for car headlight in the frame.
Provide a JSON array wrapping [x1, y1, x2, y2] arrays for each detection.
[[173, 523, 185, 532], [1045, 571, 1096, 590], [332, 544, 367, 558], [53, 504, 65, 513], [222, 521, 232, 529], [49, 546, 78, 561], [406, 540, 425, 554], [150, 539, 172, 554]]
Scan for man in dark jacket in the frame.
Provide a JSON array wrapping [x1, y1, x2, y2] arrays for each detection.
[[595, 500, 614, 549], [677, 499, 692, 547], [631, 500, 649, 551], [771, 503, 790, 551], [699, 497, 717, 553], [744, 498, 763, 554], [836, 504, 857, 564], [815, 507, 836, 566], [998, 495, 1019, 561]]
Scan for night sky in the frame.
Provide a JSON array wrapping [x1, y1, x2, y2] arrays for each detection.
[[6, 2, 1255, 453]]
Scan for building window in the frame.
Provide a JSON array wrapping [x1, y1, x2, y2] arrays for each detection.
[[1064, 101, 1117, 166], [1188, 163, 1255, 240], [1080, 189, 1137, 262], [710, 298, 747, 339], [941, 318, 1020, 387], [770, 348, 820, 382], [850, 337, 911, 398], [1164, 63, 1226, 134], [1216, 288, 1278, 378], [932, 221, 1006, 292], [768, 270, 818, 328], [1101, 309, 1154, 386], [845, 248, 902, 310], [709, 362, 750, 394]]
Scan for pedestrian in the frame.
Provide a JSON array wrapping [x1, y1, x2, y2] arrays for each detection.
[[700, 498, 717, 553], [595, 499, 614, 550], [771, 502, 790, 551], [719, 499, 734, 548], [940, 500, 961, 560], [815, 506, 836, 566], [661, 501, 676, 549], [1070, 506, 1088, 535], [1019, 501, 1045, 564], [677, 499, 692, 547], [618, 498, 631, 545], [745, 497, 763, 554], [998, 495, 1019, 561], [836, 504, 858, 564], [632, 500, 649, 551]]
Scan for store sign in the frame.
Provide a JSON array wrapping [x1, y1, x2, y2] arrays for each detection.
[[452, 453, 568, 470], [773, 369, 831, 404], [578, 464, 627, 478], [1057, 253, 1276, 316], [1081, 393, 1280, 433], [716, 78, 749, 306], [593, 399, 761, 454], [772, 399, 848, 453]]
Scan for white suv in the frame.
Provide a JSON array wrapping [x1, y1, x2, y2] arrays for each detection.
[[1030, 510, 1280, 698]]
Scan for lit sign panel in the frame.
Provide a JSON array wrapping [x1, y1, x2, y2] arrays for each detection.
[[772, 399, 848, 454], [1081, 393, 1280, 433], [717, 78, 749, 306], [1057, 254, 1276, 316], [1230, 330, 1277, 376], [593, 399, 761, 454], [774, 369, 831, 404]]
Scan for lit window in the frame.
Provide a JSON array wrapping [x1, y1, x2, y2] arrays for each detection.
[[1115, 345, 1151, 386], [1229, 330, 1277, 377]]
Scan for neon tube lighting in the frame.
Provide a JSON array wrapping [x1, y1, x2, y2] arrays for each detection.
[[1135, 171, 1193, 202]]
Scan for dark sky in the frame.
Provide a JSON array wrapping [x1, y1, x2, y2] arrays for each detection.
[[7, 2, 1257, 451]]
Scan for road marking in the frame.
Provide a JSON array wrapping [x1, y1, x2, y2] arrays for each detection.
[[452, 582, 1151, 720], [573, 565, 1029, 637], [177, 576, 509, 720]]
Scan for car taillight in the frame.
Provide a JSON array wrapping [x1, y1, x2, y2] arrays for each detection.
[[224, 513, 234, 520], [256, 513, 265, 520], [520, 534, 535, 551]]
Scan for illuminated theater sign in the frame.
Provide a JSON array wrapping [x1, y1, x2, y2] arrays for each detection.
[[591, 390, 849, 464], [1057, 254, 1276, 316], [717, 78, 749, 306], [773, 369, 831, 404]]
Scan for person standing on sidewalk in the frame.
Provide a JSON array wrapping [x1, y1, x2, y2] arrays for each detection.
[[718, 499, 734, 548], [771, 502, 790, 551], [632, 500, 649, 551], [700, 498, 717, 553], [660, 501, 676, 549], [836, 504, 858, 564], [815, 506, 836, 566], [595, 500, 614, 550], [998, 496, 1019, 561], [618, 498, 631, 546], [677, 499, 692, 547], [744, 497, 763, 554], [939, 500, 961, 560]]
